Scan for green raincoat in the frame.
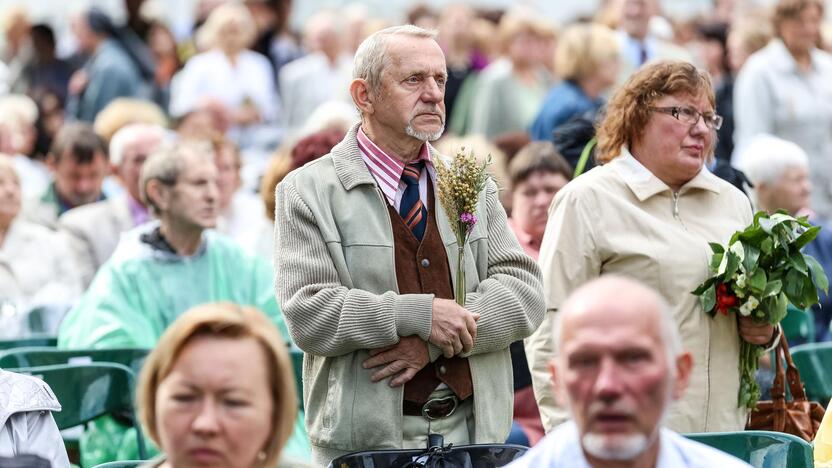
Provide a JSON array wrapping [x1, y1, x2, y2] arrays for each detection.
[[57, 223, 310, 465]]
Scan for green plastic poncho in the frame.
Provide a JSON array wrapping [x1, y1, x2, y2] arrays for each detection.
[[57, 224, 311, 465]]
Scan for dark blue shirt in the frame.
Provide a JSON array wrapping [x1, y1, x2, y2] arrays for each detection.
[[529, 80, 603, 142], [803, 220, 832, 342]]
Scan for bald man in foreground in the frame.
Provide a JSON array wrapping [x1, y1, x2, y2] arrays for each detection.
[[508, 276, 751, 468]]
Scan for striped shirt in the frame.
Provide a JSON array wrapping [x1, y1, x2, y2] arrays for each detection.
[[357, 126, 436, 211]]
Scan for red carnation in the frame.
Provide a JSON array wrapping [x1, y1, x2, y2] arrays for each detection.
[[715, 283, 738, 315]]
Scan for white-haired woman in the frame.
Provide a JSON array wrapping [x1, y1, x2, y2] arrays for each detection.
[[169, 3, 279, 146], [0, 155, 79, 334], [736, 134, 832, 342]]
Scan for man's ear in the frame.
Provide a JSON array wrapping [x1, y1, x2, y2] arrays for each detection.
[[671, 352, 693, 400], [46, 153, 58, 174], [350, 78, 375, 116], [146, 180, 169, 213], [549, 359, 567, 407]]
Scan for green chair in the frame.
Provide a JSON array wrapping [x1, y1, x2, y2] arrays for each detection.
[[92, 462, 144, 468], [290, 347, 303, 410], [0, 347, 150, 376], [13, 363, 148, 460], [781, 306, 815, 346], [790, 341, 832, 405], [686, 430, 813, 468], [0, 336, 57, 350]]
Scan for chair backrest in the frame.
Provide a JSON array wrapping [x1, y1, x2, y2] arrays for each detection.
[[0, 336, 57, 351], [92, 461, 144, 468], [686, 430, 813, 468], [0, 347, 150, 376], [790, 341, 832, 405], [13, 362, 147, 459], [781, 306, 815, 347]]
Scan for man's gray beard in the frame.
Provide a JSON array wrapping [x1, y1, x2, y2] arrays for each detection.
[[406, 122, 445, 142], [582, 432, 650, 461], [570, 372, 674, 462]]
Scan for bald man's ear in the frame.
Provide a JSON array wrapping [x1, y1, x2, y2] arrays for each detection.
[[671, 352, 693, 401], [549, 360, 567, 408], [350, 78, 375, 116]]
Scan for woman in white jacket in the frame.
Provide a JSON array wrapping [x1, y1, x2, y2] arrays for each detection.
[[0, 369, 69, 467]]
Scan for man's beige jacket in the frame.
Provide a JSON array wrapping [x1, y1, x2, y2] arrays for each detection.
[[274, 125, 545, 456]]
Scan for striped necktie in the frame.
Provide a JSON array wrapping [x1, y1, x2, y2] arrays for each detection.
[[399, 161, 427, 240]]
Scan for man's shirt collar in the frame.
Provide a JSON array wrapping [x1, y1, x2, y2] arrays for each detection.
[[356, 126, 433, 205]]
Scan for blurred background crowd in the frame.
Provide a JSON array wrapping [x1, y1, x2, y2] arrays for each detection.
[[1, 0, 832, 464]]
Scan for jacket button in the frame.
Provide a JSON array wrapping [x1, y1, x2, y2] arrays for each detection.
[[439, 365, 447, 374], [421, 258, 430, 268]]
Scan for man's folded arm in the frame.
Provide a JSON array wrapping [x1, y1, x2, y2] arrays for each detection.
[[274, 180, 434, 357]]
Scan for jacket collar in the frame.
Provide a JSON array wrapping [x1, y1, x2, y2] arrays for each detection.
[[332, 123, 445, 191], [766, 39, 827, 74], [609, 146, 722, 201]]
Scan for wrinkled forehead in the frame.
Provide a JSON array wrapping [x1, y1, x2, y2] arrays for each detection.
[[559, 293, 665, 352], [385, 35, 446, 71]]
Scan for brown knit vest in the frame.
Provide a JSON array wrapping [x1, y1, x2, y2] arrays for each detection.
[[387, 182, 473, 406]]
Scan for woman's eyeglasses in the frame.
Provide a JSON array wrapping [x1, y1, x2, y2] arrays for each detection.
[[650, 106, 723, 130]]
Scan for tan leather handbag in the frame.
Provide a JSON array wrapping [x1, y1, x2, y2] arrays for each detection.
[[746, 336, 826, 441]]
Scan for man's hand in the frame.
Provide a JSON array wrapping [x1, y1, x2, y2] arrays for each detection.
[[363, 336, 430, 386], [738, 316, 776, 345], [429, 298, 479, 358]]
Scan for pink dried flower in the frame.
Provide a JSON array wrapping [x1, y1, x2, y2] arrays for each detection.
[[460, 212, 477, 231]]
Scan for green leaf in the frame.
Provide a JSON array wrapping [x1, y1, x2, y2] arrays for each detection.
[[763, 279, 782, 297], [738, 227, 767, 246], [805, 254, 830, 294], [729, 241, 746, 262], [801, 274, 819, 309], [699, 283, 716, 314], [725, 250, 740, 280], [708, 242, 725, 254], [742, 244, 761, 274], [709, 252, 724, 272], [692, 277, 717, 296], [759, 216, 777, 234], [788, 250, 808, 273], [768, 293, 789, 324], [748, 268, 767, 293], [783, 269, 806, 306], [760, 238, 773, 255], [795, 225, 821, 250]]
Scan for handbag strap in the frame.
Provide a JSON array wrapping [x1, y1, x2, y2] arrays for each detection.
[[779, 335, 809, 402]]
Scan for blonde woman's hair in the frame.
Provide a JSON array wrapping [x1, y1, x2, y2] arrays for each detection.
[[595, 60, 715, 164], [137, 303, 296, 468], [93, 98, 168, 145], [556, 23, 620, 82], [196, 2, 257, 51]]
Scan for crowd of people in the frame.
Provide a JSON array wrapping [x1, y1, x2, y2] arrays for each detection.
[[2, 0, 832, 466]]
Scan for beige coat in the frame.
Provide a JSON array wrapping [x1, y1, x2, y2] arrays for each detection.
[[58, 193, 134, 289], [526, 148, 754, 434], [274, 125, 545, 462]]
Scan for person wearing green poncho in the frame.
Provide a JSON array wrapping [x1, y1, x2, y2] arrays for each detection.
[[57, 141, 310, 465]]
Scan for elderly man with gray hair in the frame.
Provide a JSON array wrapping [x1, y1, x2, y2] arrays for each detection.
[[274, 24, 544, 465], [59, 140, 290, 348], [59, 123, 166, 288], [507, 276, 751, 468], [735, 134, 832, 342], [58, 139, 311, 462]]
